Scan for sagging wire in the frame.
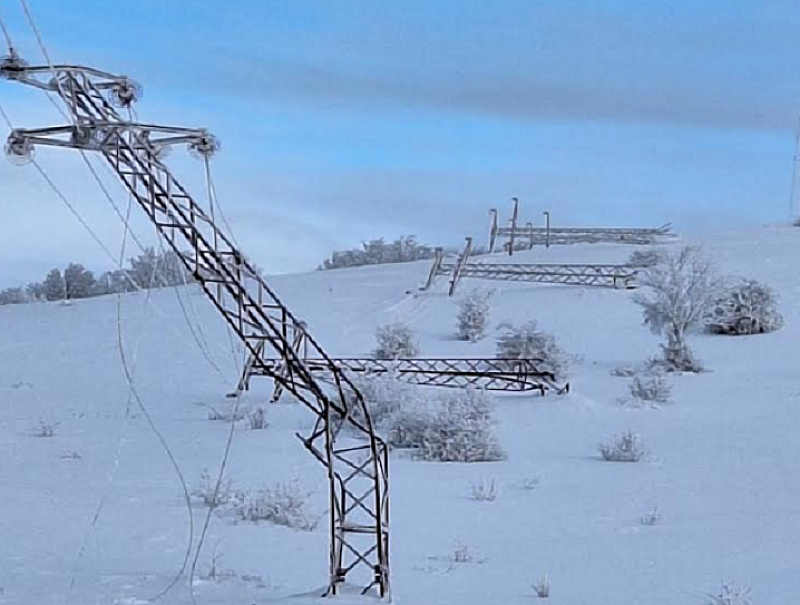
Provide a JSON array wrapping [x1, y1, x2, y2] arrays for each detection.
[[2, 72, 194, 602]]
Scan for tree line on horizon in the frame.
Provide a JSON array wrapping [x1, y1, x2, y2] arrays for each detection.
[[0, 248, 194, 306]]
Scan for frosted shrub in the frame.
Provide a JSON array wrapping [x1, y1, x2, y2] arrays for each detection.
[[374, 322, 419, 359], [233, 481, 317, 531], [610, 364, 637, 377], [707, 280, 783, 335], [456, 289, 491, 342], [469, 478, 499, 501], [245, 407, 268, 430], [451, 543, 473, 563], [640, 507, 661, 526], [194, 468, 233, 508], [207, 406, 246, 422], [627, 248, 665, 268], [347, 374, 411, 427], [30, 420, 58, 438], [706, 583, 752, 605], [351, 375, 505, 462], [633, 246, 721, 373], [389, 388, 506, 462], [598, 431, 648, 462], [628, 373, 672, 404], [495, 321, 568, 379], [533, 573, 550, 598]]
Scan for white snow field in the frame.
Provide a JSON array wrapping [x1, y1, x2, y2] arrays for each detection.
[[1, 226, 798, 605]]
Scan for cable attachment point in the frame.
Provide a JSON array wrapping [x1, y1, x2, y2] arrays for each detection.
[[5, 131, 34, 164], [109, 77, 142, 108], [188, 131, 221, 159], [0, 51, 28, 80]]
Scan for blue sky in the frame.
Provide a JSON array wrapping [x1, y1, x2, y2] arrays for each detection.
[[1, 0, 799, 286]]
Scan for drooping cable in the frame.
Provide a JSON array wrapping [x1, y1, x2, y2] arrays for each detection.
[[0, 1, 16, 52], [17, 0, 75, 124]]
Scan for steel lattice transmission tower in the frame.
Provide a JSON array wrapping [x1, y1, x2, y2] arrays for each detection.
[[0, 54, 390, 597]]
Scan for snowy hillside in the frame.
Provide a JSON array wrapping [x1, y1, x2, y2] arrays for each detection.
[[0, 226, 798, 605]]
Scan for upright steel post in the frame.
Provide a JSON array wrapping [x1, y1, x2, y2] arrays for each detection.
[[543, 210, 551, 249], [508, 197, 519, 256]]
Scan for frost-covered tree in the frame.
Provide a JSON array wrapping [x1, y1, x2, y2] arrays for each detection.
[[706, 279, 783, 335], [495, 320, 568, 380], [25, 281, 46, 301], [374, 322, 419, 359], [456, 289, 491, 342], [319, 235, 437, 270], [0, 287, 27, 305], [632, 246, 721, 372], [64, 263, 96, 299], [43, 268, 66, 301]]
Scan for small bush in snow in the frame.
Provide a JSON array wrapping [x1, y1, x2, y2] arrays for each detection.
[[390, 388, 505, 462], [495, 321, 568, 380], [610, 363, 638, 377], [194, 468, 233, 508], [451, 543, 473, 563], [519, 476, 541, 490], [706, 280, 783, 336], [628, 373, 673, 404], [706, 583, 752, 605], [245, 407, 268, 430], [633, 246, 721, 373], [627, 248, 665, 268], [533, 573, 550, 598], [640, 507, 661, 526], [374, 322, 419, 359], [456, 289, 491, 342], [469, 478, 499, 501], [352, 375, 505, 462], [598, 431, 648, 462], [207, 406, 246, 422], [233, 481, 317, 531], [30, 420, 58, 438]]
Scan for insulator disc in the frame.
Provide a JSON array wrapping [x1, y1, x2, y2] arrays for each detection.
[[188, 133, 221, 159], [5, 134, 34, 165], [0, 53, 28, 78], [109, 78, 142, 108]]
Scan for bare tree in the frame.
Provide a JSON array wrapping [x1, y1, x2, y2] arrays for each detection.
[[633, 246, 721, 372]]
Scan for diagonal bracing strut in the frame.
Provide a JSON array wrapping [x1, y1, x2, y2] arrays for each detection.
[[1, 54, 390, 597]]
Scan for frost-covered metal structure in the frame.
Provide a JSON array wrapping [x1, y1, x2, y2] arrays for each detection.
[[488, 199, 673, 253], [1, 54, 390, 596], [424, 238, 638, 295], [232, 335, 568, 400]]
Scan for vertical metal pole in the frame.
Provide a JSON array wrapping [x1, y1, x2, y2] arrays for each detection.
[[488, 209, 498, 253], [526, 221, 534, 249], [508, 197, 519, 256], [543, 210, 551, 249]]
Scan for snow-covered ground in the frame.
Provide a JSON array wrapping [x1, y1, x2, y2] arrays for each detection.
[[1, 226, 798, 605]]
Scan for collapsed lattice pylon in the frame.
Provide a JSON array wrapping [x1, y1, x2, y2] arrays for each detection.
[[1, 56, 389, 596], [488, 198, 674, 254], [229, 334, 569, 401], [424, 238, 638, 295]]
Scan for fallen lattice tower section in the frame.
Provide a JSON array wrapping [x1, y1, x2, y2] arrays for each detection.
[[488, 198, 674, 253], [423, 237, 638, 295], [231, 337, 569, 401], [1, 53, 389, 596]]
